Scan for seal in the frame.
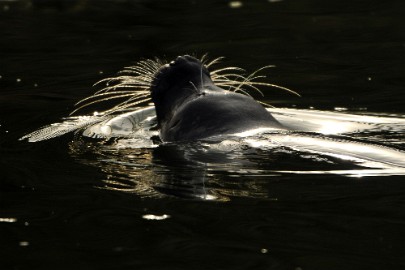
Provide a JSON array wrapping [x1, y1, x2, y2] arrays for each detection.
[[151, 55, 283, 141], [21, 54, 298, 142]]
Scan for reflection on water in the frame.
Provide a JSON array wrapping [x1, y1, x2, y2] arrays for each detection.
[[69, 107, 405, 201], [2, 1, 405, 269], [70, 139, 274, 201]]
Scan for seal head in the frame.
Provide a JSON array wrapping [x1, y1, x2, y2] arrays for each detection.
[[151, 55, 282, 141]]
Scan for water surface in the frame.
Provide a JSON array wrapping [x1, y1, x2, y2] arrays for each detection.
[[1, 1, 405, 269]]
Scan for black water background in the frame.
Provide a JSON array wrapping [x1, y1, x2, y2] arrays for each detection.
[[1, 0, 405, 269]]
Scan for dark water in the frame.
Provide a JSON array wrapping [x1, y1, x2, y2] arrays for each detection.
[[1, 0, 405, 269]]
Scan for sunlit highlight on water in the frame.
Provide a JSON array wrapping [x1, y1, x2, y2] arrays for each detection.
[[0, 218, 17, 223], [19, 241, 29, 247], [316, 120, 352, 134], [274, 168, 405, 178], [229, 1, 243, 8], [142, 214, 171, 221], [67, 107, 405, 200]]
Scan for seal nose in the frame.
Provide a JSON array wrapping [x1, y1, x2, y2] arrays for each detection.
[[170, 55, 196, 66], [169, 56, 186, 66]]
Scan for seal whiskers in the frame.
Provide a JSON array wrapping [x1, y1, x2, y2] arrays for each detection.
[[21, 54, 297, 142], [72, 55, 297, 116]]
